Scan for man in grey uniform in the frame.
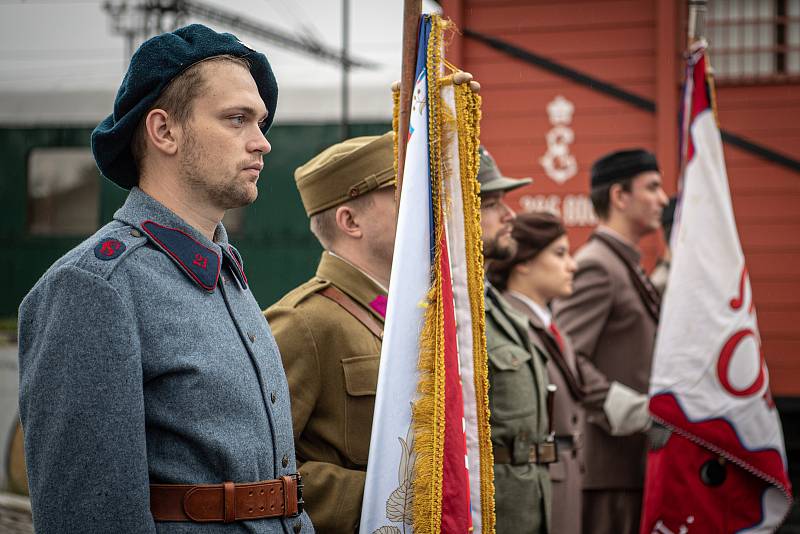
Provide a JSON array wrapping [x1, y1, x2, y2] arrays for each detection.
[[17, 24, 311, 533]]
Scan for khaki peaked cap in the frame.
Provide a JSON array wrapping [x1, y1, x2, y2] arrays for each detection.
[[295, 131, 396, 217]]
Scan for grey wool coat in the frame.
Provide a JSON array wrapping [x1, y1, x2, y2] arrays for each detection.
[[18, 187, 313, 534], [485, 284, 551, 534]]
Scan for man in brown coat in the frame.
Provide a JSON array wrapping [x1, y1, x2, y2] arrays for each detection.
[[552, 149, 669, 533], [265, 132, 396, 533]]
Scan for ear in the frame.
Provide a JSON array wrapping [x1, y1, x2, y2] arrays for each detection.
[[334, 205, 363, 240], [144, 109, 179, 156], [514, 260, 531, 276], [609, 183, 629, 212]]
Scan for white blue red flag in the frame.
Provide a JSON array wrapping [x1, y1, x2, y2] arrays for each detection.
[[360, 14, 494, 534], [641, 42, 793, 534]]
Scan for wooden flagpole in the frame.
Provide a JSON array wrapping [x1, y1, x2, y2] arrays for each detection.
[[396, 0, 422, 197]]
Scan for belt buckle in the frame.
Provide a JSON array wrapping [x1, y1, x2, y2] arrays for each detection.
[[292, 473, 304, 517]]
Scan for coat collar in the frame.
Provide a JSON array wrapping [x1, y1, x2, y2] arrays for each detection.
[[316, 251, 388, 321], [485, 282, 531, 350], [114, 187, 248, 292], [502, 291, 550, 357], [595, 226, 641, 265]]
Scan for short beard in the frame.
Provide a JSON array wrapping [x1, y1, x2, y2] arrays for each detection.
[[483, 236, 517, 261], [179, 128, 257, 210]]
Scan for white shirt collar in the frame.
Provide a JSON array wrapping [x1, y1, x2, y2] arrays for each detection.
[[507, 289, 551, 327], [329, 250, 389, 293]]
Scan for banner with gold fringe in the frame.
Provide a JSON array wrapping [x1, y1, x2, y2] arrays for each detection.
[[360, 13, 494, 534]]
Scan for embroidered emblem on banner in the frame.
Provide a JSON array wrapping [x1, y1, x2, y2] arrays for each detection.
[[94, 238, 126, 260]]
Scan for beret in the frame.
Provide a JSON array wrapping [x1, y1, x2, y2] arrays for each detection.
[[477, 145, 531, 194], [590, 148, 660, 188], [487, 211, 566, 289], [91, 24, 278, 190], [294, 132, 396, 217]]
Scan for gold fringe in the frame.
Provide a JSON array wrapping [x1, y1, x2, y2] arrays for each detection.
[[392, 83, 400, 201], [411, 14, 494, 534], [454, 81, 495, 534], [412, 13, 447, 534]]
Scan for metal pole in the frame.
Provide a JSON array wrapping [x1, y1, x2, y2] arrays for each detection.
[[340, 0, 350, 140], [688, 0, 707, 45]]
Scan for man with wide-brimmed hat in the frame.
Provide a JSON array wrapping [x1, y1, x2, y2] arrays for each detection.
[[265, 132, 396, 533], [553, 148, 669, 533], [478, 146, 555, 534], [17, 24, 310, 532]]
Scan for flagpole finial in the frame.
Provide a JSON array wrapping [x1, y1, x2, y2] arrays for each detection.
[[688, 0, 708, 45]]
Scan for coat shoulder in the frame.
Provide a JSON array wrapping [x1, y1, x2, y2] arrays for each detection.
[[268, 277, 332, 311]]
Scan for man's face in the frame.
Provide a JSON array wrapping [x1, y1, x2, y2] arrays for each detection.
[[360, 186, 398, 275], [480, 191, 517, 260], [178, 61, 270, 210], [620, 171, 669, 236]]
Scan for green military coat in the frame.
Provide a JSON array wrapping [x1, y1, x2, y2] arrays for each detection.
[[485, 284, 552, 534], [265, 252, 386, 534]]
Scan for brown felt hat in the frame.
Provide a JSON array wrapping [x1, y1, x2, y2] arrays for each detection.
[[487, 211, 566, 289], [294, 131, 396, 217]]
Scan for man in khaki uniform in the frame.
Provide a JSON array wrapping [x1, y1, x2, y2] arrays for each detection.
[[265, 132, 396, 533], [553, 149, 669, 534], [478, 147, 554, 534]]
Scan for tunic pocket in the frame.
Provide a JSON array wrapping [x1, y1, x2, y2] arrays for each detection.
[[488, 345, 538, 421], [342, 355, 379, 464]]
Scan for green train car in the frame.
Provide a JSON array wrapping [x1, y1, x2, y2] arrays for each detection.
[[0, 122, 390, 317]]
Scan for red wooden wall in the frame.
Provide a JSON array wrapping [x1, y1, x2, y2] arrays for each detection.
[[441, 0, 800, 395]]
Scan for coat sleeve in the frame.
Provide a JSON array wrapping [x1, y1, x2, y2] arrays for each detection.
[[266, 303, 366, 533], [553, 261, 613, 409], [18, 265, 155, 533]]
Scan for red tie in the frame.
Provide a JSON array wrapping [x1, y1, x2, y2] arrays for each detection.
[[549, 322, 565, 353]]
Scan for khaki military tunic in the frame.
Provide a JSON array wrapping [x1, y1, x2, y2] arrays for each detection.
[[266, 252, 386, 534], [485, 284, 551, 534]]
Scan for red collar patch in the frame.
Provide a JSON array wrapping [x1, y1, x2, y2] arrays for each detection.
[[140, 220, 221, 291]]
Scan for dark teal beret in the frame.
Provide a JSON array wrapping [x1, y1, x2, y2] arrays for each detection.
[[590, 148, 660, 188], [91, 24, 278, 190]]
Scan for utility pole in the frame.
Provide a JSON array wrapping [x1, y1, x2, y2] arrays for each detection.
[[340, 0, 350, 140]]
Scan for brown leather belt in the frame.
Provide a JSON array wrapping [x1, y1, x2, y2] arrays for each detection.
[[150, 475, 303, 523], [494, 442, 558, 465]]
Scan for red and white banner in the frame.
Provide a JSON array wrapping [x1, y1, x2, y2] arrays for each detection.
[[641, 43, 792, 534]]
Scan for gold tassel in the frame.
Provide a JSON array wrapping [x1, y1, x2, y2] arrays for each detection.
[[454, 81, 496, 533]]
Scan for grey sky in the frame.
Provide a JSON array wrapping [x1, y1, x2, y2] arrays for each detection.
[[0, 0, 440, 122]]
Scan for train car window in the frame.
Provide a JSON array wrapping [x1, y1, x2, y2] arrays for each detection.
[[27, 147, 100, 236], [707, 0, 800, 83]]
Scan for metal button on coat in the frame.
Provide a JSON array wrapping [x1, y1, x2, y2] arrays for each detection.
[[281, 455, 289, 467], [130, 229, 142, 238], [270, 392, 277, 404], [248, 333, 256, 343]]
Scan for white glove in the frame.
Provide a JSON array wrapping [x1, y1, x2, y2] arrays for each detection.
[[602, 381, 652, 436]]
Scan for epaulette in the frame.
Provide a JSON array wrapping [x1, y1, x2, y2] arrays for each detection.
[[73, 223, 150, 281], [276, 277, 332, 308]]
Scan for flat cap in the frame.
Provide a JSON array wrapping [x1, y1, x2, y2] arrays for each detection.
[[477, 146, 532, 194], [295, 132, 396, 217], [591, 148, 660, 188], [91, 24, 278, 190]]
